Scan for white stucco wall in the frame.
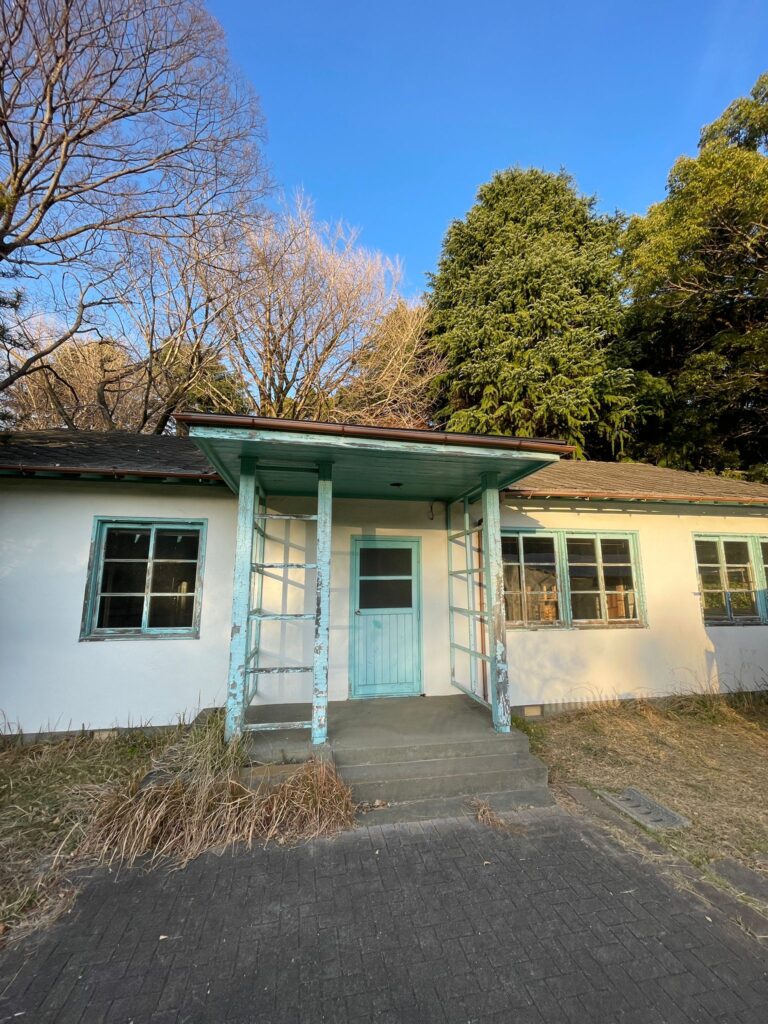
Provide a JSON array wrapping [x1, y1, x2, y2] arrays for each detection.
[[500, 499, 768, 708], [0, 479, 237, 732], [2, 476, 767, 733]]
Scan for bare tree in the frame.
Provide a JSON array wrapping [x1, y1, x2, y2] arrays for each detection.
[[3, 337, 142, 430], [332, 301, 444, 428], [0, 0, 267, 272], [228, 197, 400, 420], [4, 215, 250, 431]]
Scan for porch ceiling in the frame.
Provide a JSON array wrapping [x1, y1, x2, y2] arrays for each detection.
[[180, 416, 567, 501]]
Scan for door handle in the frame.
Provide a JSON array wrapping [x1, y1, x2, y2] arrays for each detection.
[[355, 609, 361, 615]]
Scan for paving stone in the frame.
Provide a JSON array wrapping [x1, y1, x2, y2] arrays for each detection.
[[0, 810, 766, 1023]]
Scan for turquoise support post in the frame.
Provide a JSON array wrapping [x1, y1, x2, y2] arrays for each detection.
[[311, 463, 333, 745], [225, 457, 258, 741], [480, 472, 511, 733]]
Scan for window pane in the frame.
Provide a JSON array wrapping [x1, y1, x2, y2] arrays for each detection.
[[504, 593, 523, 621], [154, 529, 199, 560], [731, 591, 757, 617], [104, 528, 150, 559], [148, 595, 195, 628], [526, 592, 559, 623], [502, 537, 520, 562], [571, 593, 601, 620], [567, 538, 597, 564], [151, 561, 198, 594], [523, 537, 556, 564], [702, 592, 727, 619], [359, 547, 411, 577], [698, 568, 722, 591], [569, 566, 600, 591], [762, 540, 768, 569], [600, 538, 631, 564], [603, 565, 634, 590], [98, 595, 144, 628], [358, 578, 412, 608], [100, 560, 148, 594], [723, 540, 749, 565], [726, 566, 752, 590], [525, 565, 558, 590], [503, 563, 521, 590], [606, 591, 636, 620], [695, 539, 719, 565]]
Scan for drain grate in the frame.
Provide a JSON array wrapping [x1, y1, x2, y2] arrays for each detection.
[[598, 787, 691, 830]]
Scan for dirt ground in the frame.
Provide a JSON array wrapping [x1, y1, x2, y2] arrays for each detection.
[[525, 694, 768, 878]]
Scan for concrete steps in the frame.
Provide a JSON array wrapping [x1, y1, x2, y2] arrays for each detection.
[[358, 787, 553, 825], [336, 731, 552, 822]]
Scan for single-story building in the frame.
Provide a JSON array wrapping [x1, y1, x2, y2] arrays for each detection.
[[2, 416, 768, 745]]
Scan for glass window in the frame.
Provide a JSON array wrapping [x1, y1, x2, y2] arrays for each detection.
[[503, 532, 641, 628], [502, 535, 560, 626], [566, 536, 638, 623], [695, 537, 758, 624], [85, 522, 204, 637]]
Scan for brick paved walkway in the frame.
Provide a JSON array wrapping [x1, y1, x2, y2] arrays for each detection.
[[1, 809, 766, 1023]]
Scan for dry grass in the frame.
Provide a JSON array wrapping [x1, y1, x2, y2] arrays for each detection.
[[0, 726, 178, 939], [471, 798, 527, 835], [530, 692, 768, 872], [81, 715, 357, 867], [1, 713, 356, 942]]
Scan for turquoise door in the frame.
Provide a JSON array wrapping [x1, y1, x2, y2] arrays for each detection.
[[350, 537, 422, 698]]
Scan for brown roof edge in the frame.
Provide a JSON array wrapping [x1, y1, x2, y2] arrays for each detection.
[[0, 463, 221, 481], [174, 412, 576, 456], [505, 487, 768, 507]]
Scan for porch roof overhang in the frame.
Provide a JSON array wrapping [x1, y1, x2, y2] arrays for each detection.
[[175, 413, 574, 502]]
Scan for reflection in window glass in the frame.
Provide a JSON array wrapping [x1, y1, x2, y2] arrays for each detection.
[[695, 537, 758, 623], [90, 523, 202, 634], [502, 535, 559, 625]]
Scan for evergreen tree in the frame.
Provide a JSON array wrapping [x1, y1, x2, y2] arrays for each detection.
[[622, 74, 768, 480], [427, 168, 635, 455]]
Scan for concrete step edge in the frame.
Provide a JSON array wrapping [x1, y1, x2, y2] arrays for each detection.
[[339, 752, 541, 782], [357, 786, 554, 824]]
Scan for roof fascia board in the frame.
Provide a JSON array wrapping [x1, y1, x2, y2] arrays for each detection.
[[188, 424, 563, 467]]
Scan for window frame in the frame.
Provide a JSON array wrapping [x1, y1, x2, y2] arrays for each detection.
[[501, 528, 646, 630], [80, 517, 207, 641], [502, 531, 563, 628], [693, 533, 768, 626]]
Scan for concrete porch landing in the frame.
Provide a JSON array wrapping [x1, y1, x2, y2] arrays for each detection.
[[244, 695, 552, 821], [244, 694, 522, 760]]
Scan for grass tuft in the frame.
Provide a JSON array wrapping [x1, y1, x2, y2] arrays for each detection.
[[0, 726, 179, 938], [1, 713, 356, 941], [79, 712, 356, 867]]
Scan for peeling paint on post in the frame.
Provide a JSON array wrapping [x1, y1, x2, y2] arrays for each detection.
[[225, 457, 258, 741], [311, 462, 332, 745], [480, 471, 511, 733]]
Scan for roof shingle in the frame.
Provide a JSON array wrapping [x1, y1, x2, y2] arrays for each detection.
[[505, 459, 768, 505]]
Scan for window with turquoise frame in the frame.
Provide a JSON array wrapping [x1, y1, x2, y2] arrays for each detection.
[[694, 534, 767, 625], [502, 530, 644, 628], [81, 519, 207, 639]]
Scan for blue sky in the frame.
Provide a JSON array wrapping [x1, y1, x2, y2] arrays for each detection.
[[209, 0, 768, 296]]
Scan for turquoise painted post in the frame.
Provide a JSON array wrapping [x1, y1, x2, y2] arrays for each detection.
[[480, 472, 511, 733], [311, 463, 333, 745], [225, 457, 258, 741]]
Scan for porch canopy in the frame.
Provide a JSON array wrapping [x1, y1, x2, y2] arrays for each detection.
[[175, 413, 573, 745]]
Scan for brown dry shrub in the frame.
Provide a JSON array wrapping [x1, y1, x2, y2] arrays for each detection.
[[80, 713, 356, 867]]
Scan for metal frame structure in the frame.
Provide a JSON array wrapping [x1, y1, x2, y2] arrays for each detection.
[[446, 472, 511, 734], [225, 458, 333, 744]]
